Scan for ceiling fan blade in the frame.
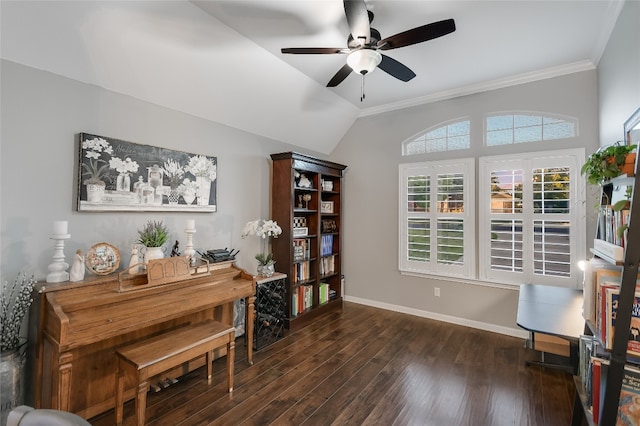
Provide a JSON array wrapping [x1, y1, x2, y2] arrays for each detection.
[[378, 54, 416, 82], [378, 19, 456, 51], [327, 64, 353, 87], [343, 0, 370, 45], [281, 47, 349, 55]]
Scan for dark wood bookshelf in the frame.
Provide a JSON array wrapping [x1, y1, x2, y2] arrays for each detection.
[[270, 152, 347, 331]]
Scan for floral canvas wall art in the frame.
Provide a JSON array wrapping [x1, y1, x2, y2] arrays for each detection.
[[77, 133, 217, 212]]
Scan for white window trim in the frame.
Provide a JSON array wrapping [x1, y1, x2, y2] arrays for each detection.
[[478, 148, 586, 288], [399, 158, 476, 279]]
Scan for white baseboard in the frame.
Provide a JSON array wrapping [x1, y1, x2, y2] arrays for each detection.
[[344, 295, 529, 340]]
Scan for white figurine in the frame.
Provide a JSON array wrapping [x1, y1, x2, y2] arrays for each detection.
[[129, 245, 142, 273], [298, 173, 312, 188], [69, 249, 85, 282]]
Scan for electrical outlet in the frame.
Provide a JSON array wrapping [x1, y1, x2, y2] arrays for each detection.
[[434, 287, 440, 297]]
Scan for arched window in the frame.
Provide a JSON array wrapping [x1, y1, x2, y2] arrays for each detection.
[[403, 119, 470, 156], [485, 113, 577, 146]]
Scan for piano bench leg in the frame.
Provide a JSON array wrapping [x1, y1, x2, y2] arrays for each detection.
[[135, 380, 148, 426], [115, 369, 125, 426]]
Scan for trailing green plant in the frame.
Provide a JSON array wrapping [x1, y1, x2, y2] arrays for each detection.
[[137, 220, 169, 247], [581, 141, 637, 185]]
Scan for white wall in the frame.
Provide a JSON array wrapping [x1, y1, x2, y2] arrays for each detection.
[[598, 0, 640, 146], [331, 70, 599, 335], [0, 59, 324, 282]]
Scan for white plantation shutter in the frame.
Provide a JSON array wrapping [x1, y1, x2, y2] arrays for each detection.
[[400, 159, 475, 277], [479, 149, 585, 287]]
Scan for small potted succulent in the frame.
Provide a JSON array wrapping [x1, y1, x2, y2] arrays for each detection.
[[581, 141, 637, 185], [137, 220, 169, 263]]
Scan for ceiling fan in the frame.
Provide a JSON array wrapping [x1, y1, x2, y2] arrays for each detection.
[[281, 0, 456, 100]]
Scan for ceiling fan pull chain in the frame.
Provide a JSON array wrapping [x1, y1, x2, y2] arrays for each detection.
[[361, 74, 365, 102]]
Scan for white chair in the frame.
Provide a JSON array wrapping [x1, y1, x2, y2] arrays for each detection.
[[7, 406, 91, 426]]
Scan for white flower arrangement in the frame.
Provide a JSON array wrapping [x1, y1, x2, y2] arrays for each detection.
[[81, 137, 114, 183], [185, 155, 217, 181], [162, 159, 185, 188], [242, 219, 282, 239], [109, 157, 139, 174], [1, 272, 36, 352], [177, 178, 198, 195], [242, 219, 282, 265]]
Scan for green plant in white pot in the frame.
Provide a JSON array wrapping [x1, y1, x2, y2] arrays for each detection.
[[137, 220, 169, 264]]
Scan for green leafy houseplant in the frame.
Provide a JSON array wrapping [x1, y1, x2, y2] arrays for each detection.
[[137, 220, 169, 247], [255, 253, 274, 266], [581, 142, 637, 185]]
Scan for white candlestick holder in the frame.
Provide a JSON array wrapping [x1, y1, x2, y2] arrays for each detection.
[[47, 233, 71, 283], [184, 228, 196, 265]]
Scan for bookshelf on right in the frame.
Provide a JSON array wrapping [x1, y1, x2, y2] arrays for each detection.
[[575, 106, 640, 426]]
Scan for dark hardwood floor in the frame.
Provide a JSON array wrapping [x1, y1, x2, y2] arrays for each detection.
[[90, 302, 575, 425]]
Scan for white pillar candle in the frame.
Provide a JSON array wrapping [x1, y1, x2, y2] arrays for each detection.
[[53, 221, 68, 235], [186, 219, 195, 230]]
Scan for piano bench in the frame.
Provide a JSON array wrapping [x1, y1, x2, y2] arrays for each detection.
[[114, 320, 235, 426]]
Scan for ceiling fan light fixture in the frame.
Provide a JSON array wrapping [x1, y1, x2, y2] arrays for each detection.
[[347, 49, 382, 75]]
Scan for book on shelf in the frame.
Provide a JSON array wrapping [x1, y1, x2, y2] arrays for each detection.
[[593, 357, 604, 424], [617, 365, 640, 425], [579, 335, 594, 403], [291, 292, 298, 317], [319, 282, 330, 304], [605, 287, 640, 357], [321, 234, 333, 257], [596, 204, 631, 249], [293, 284, 313, 314], [584, 258, 621, 324], [586, 354, 640, 426], [594, 269, 640, 356], [293, 261, 311, 283], [293, 239, 310, 262], [596, 269, 626, 339], [319, 255, 335, 276]]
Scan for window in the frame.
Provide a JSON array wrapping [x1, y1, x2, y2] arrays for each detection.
[[478, 149, 585, 287], [485, 113, 577, 146], [400, 159, 475, 277], [403, 119, 470, 155]]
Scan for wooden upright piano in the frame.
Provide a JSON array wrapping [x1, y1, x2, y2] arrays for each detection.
[[28, 261, 255, 420]]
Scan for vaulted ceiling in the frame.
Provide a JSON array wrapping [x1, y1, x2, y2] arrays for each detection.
[[0, 1, 623, 154]]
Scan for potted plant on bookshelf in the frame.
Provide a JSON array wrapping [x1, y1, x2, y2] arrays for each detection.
[[1, 272, 36, 423], [241, 219, 282, 277], [581, 141, 637, 185], [137, 220, 169, 264]]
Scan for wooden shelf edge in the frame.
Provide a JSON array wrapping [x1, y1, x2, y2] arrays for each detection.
[[590, 248, 624, 265]]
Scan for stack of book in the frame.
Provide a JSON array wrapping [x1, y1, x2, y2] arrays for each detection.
[[291, 285, 313, 317]]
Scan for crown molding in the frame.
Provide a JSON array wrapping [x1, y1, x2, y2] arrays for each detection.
[[359, 60, 597, 118]]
